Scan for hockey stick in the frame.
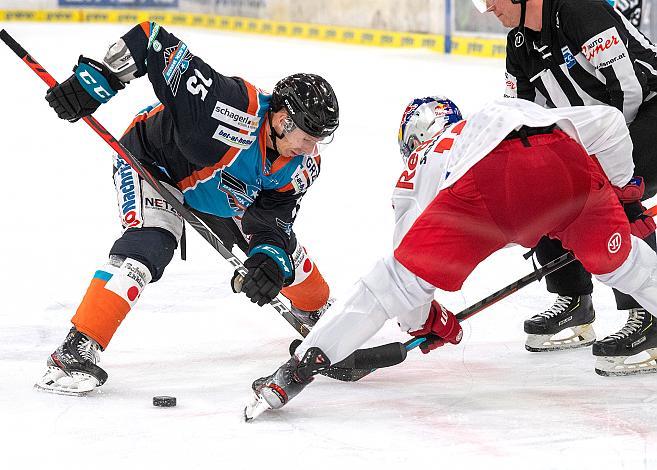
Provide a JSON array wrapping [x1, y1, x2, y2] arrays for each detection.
[[0, 29, 310, 338], [324, 203, 657, 381]]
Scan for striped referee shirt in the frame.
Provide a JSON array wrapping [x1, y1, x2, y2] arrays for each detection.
[[505, 0, 657, 123]]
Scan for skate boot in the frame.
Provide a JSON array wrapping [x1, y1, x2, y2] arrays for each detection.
[[243, 347, 330, 421], [34, 327, 108, 396], [524, 294, 596, 352], [290, 298, 334, 328], [593, 308, 657, 376]]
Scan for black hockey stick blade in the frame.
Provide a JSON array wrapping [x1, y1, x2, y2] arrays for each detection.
[[289, 338, 408, 382], [319, 342, 408, 381]]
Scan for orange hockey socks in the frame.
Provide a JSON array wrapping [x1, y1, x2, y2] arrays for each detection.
[[72, 257, 152, 349], [282, 257, 330, 312]]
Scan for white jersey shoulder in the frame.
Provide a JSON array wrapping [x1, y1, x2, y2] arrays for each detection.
[[391, 98, 633, 248]]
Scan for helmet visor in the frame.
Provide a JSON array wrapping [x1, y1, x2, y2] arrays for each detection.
[[285, 125, 335, 157], [471, 0, 494, 13]]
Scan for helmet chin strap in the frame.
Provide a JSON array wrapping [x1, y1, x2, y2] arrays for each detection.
[[268, 110, 286, 154]]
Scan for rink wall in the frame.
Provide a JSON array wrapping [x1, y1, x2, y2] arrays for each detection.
[[0, 7, 507, 59]]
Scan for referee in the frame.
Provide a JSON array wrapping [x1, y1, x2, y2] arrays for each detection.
[[474, 0, 657, 368]]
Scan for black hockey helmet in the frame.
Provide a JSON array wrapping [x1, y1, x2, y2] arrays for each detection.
[[270, 73, 339, 138]]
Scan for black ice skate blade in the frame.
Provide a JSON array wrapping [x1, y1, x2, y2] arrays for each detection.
[[595, 367, 657, 377]]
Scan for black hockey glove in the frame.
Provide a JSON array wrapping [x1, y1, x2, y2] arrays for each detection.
[[232, 245, 294, 306], [45, 56, 125, 122]]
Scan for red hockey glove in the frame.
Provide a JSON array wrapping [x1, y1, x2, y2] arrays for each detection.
[[409, 301, 463, 354], [613, 177, 656, 239]]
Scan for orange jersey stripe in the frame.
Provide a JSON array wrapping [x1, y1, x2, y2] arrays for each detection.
[[122, 103, 165, 137], [178, 80, 264, 192], [140, 21, 150, 38]]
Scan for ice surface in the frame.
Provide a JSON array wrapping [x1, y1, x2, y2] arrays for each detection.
[[0, 22, 655, 469]]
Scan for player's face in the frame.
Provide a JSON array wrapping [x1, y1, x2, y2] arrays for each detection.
[[473, 0, 522, 28], [277, 117, 334, 157]]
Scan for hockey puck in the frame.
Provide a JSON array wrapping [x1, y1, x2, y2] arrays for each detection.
[[153, 396, 177, 407]]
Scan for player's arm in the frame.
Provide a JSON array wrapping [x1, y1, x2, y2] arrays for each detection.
[[234, 189, 302, 306], [45, 23, 256, 162], [561, 1, 643, 122]]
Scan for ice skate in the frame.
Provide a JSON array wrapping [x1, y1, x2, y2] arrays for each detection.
[[289, 298, 334, 328], [243, 347, 330, 421], [593, 308, 657, 376], [34, 327, 108, 396], [524, 294, 596, 352]]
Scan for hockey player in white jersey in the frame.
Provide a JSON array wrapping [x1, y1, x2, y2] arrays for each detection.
[[243, 96, 657, 420]]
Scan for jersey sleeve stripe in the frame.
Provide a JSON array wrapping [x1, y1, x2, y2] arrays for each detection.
[[121, 103, 165, 138], [139, 21, 151, 38]]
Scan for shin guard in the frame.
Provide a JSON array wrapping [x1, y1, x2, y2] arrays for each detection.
[[281, 249, 330, 312], [72, 256, 152, 349]]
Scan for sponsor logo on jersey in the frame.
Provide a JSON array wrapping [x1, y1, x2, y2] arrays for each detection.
[[162, 41, 194, 96], [581, 28, 622, 62], [212, 101, 260, 132], [290, 156, 320, 194], [597, 52, 627, 69], [607, 232, 623, 253], [561, 46, 577, 69], [217, 170, 256, 212], [212, 124, 257, 149], [147, 23, 161, 50], [144, 197, 178, 214], [115, 157, 141, 228], [504, 72, 517, 98]]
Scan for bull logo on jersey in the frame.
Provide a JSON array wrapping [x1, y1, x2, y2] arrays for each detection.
[[163, 41, 194, 96]]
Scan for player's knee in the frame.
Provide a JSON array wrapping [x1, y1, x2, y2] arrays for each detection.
[[576, 227, 632, 276], [595, 236, 657, 295], [109, 227, 177, 282]]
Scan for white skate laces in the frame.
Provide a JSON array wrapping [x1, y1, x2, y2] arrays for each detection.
[[75, 335, 102, 364], [607, 309, 646, 340], [536, 295, 573, 319]]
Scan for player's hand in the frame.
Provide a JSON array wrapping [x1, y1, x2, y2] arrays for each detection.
[[410, 301, 463, 354], [613, 177, 656, 239], [623, 200, 656, 239], [46, 56, 123, 122], [237, 253, 286, 306]]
